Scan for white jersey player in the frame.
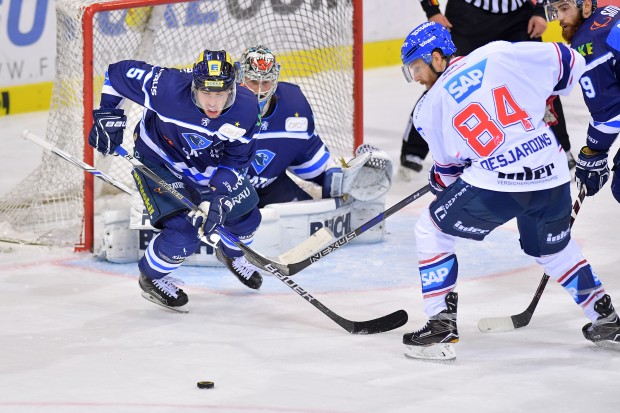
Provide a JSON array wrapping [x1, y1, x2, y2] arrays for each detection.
[[399, 21, 620, 360]]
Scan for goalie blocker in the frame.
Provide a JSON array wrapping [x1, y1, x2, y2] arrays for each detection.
[[99, 194, 387, 265]]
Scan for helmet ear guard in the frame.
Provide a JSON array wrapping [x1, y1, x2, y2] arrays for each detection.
[[401, 22, 456, 81]]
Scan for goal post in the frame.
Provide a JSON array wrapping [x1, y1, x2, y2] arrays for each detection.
[[0, 0, 364, 251]]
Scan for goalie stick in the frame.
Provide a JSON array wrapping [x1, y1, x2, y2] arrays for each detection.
[[238, 185, 432, 276], [477, 186, 587, 333], [112, 146, 408, 334]]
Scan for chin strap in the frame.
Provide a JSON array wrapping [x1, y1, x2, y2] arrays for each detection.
[[429, 55, 452, 77]]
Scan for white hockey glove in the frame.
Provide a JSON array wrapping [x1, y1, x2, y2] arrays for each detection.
[[187, 190, 233, 244], [326, 144, 393, 201]]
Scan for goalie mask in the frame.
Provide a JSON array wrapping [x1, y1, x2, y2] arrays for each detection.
[[192, 49, 237, 112], [237, 45, 281, 114]]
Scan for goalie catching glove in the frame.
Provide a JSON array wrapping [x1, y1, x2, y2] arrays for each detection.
[[88, 108, 127, 156], [187, 188, 234, 243], [325, 144, 393, 201]]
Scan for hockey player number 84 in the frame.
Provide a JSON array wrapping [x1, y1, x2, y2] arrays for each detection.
[[453, 85, 534, 157]]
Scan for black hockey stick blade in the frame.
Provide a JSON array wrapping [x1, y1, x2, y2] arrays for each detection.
[[237, 242, 408, 334], [477, 275, 549, 332], [478, 187, 586, 333]]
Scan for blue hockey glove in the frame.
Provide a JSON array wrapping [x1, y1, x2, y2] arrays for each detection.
[[88, 108, 126, 155], [575, 146, 609, 196], [187, 188, 234, 241], [428, 165, 447, 195]]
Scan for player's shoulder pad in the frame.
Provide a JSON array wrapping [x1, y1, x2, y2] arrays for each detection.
[[275, 82, 312, 111], [603, 7, 620, 53], [226, 85, 261, 127]]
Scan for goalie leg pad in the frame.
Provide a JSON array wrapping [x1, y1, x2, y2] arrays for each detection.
[[138, 214, 201, 279]]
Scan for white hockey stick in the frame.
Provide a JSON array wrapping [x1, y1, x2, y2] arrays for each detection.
[[21, 129, 333, 262], [22, 129, 133, 195]]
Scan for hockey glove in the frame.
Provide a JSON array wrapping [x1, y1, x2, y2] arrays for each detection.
[[88, 108, 126, 156], [543, 96, 559, 126], [187, 188, 234, 241], [611, 148, 620, 203], [575, 146, 609, 197], [428, 165, 447, 195]]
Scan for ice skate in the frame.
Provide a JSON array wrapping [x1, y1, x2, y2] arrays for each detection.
[[403, 292, 459, 361], [216, 248, 263, 290], [139, 273, 189, 313], [583, 294, 620, 351]]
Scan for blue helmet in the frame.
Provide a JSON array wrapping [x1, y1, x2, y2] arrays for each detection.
[[401, 22, 457, 66], [192, 50, 236, 92]]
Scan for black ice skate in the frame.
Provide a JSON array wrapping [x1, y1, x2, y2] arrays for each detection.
[[582, 294, 620, 351], [403, 292, 459, 361], [139, 272, 189, 313], [216, 248, 263, 290]]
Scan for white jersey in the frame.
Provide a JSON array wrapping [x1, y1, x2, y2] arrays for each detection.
[[413, 41, 586, 192]]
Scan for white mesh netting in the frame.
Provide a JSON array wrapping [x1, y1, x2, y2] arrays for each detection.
[[0, 0, 358, 248]]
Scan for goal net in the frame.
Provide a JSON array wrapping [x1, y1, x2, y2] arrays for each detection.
[[0, 0, 363, 250]]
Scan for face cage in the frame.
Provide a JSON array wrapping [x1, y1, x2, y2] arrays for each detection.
[[242, 63, 280, 106], [544, 0, 577, 22], [191, 82, 237, 112]]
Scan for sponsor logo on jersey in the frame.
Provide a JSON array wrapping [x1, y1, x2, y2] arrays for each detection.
[[453, 221, 489, 235], [480, 133, 553, 171], [432, 186, 468, 223], [150, 68, 164, 95], [285, 116, 308, 132], [251, 149, 276, 174], [496, 163, 557, 185], [546, 227, 570, 244], [201, 118, 210, 127], [420, 267, 449, 287], [575, 42, 594, 56], [310, 212, 352, 238], [445, 59, 487, 104], [181, 132, 212, 151], [218, 123, 247, 140]]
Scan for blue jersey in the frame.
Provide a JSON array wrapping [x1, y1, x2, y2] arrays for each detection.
[[100, 60, 261, 192], [571, 6, 620, 152], [245, 82, 331, 192]]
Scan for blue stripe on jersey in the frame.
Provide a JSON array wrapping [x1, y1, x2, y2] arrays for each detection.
[[607, 20, 620, 52], [292, 151, 330, 176], [434, 163, 464, 176], [553, 43, 575, 93]]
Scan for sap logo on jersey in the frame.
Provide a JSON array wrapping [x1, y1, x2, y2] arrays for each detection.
[[445, 59, 487, 104], [421, 268, 449, 287], [285, 116, 308, 132]]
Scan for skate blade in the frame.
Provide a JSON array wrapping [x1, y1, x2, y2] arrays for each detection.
[[593, 339, 620, 351], [404, 343, 456, 361], [140, 292, 189, 313]]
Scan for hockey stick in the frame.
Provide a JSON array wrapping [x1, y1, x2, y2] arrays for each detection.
[[21, 130, 333, 261], [238, 185, 432, 276], [477, 185, 587, 333], [22, 130, 133, 194], [112, 146, 408, 334]]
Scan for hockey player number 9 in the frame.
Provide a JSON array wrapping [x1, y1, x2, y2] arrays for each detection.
[[453, 85, 533, 157]]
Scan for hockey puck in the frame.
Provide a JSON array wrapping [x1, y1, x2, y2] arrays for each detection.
[[197, 381, 214, 389]]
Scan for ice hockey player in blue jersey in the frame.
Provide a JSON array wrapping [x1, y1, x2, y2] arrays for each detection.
[[236, 45, 393, 207], [87, 50, 264, 312], [399, 21, 620, 360], [544, 0, 620, 202]]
